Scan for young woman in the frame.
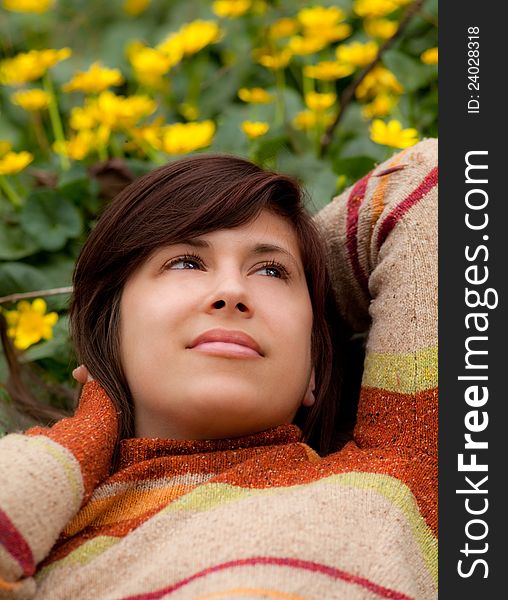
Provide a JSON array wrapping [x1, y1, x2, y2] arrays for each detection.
[[0, 139, 438, 599]]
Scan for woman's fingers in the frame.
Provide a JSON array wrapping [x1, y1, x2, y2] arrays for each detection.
[[72, 365, 94, 384]]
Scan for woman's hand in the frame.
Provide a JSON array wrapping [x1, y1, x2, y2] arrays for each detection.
[[24, 364, 118, 505], [72, 364, 94, 384]]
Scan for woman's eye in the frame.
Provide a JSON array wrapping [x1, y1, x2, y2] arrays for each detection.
[[256, 262, 288, 279], [166, 254, 203, 270]]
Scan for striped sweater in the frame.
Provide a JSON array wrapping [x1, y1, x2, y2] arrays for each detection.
[[0, 139, 438, 599]]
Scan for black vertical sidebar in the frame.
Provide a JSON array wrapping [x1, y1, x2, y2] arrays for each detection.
[[439, 1, 507, 597]]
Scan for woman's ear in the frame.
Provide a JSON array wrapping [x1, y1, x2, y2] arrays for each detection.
[[302, 367, 316, 407]]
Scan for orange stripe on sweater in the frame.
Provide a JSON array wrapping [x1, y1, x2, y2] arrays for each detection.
[[63, 483, 197, 534], [42, 509, 163, 567], [0, 578, 20, 591], [371, 150, 409, 225]]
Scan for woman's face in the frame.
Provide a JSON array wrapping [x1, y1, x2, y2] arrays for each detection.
[[119, 209, 315, 440]]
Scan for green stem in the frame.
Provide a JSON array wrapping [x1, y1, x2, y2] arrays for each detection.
[[274, 68, 286, 126], [43, 73, 70, 171], [110, 135, 124, 159], [31, 112, 51, 157], [302, 71, 314, 99], [0, 175, 23, 208], [97, 143, 108, 162], [186, 56, 205, 112], [144, 144, 164, 165], [248, 140, 259, 165], [313, 119, 322, 157]]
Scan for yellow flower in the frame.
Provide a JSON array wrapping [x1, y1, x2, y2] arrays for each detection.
[[304, 61, 354, 80], [212, 0, 251, 18], [128, 117, 165, 152], [2, 0, 55, 13], [54, 127, 113, 161], [129, 46, 174, 87], [98, 92, 157, 129], [336, 41, 379, 67], [241, 121, 269, 140], [269, 17, 299, 39], [11, 89, 50, 111], [177, 21, 222, 56], [287, 35, 328, 56], [361, 93, 397, 118], [305, 91, 336, 112], [0, 141, 12, 157], [370, 119, 418, 149], [0, 48, 71, 85], [363, 18, 398, 39], [237, 87, 274, 103], [70, 91, 157, 132], [421, 47, 438, 65], [254, 48, 292, 70], [297, 6, 351, 43], [292, 110, 333, 130], [297, 6, 346, 30], [53, 130, 97, 161], [354, 0, 408, 18], [62, 62, 124, 93], [0, 151, 33, 175], [70, 105, 96, 130], [123, 0, 150, 16], [293, 110, 317, 130], [356, 65, 403, 99], [299, 23, 352, 45], [4, 299, 58, 351], [161, 121, 216, 154], [152, 36, 184, 70]]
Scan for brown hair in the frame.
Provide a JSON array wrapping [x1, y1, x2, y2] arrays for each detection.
[[3, 154, 351, 456]]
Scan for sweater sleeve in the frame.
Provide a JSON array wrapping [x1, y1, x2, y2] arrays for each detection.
[[313, 138, 438, 535], [0, 381, 117, 597]]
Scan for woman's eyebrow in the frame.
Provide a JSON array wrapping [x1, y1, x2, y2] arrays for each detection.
[[252, 243, 300, 270], [177, 237, 209, 249]]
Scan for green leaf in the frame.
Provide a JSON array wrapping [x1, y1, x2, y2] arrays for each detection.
[[340, 135, 387, 162], [199, 63, 247, 118], [19, 189, 83, 252], [34, 254, 74, 311], [122, 159, 155, 178], [209, 105, 250, 155], [0, 262, 52, 298], [383, 50, 436, 93], [57, 172, 102, 215], [252, 134, 289, 168], [276, 152, 338, 214], [0, 222, 40, 260], [332, 156, 376, 181]]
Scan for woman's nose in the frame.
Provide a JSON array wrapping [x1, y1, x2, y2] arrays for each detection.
[[211, 298, 249, 313], [206, 273, 252, 315]]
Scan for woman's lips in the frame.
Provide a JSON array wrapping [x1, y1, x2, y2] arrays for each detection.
[[190, 341, 261, 358], [188, 328, 264, 357]]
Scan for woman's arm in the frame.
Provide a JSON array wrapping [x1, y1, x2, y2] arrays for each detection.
[[314, 138, 438, 532], [0, 381, 117, 596]]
